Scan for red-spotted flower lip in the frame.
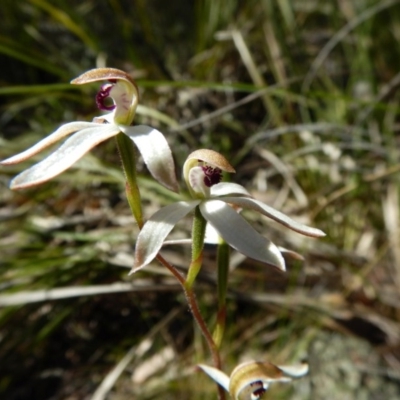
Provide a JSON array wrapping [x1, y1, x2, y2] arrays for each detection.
[[250, 382, 267, 399], [96, 82, 117, 111], [201, 165, 222, 187], [183, 149, 235, 199], [71, 69, 139, 126]]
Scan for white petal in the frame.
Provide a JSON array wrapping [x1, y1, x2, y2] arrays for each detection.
[[200, 200, 286, 271], [278, 247, 305, 261], [204, 222, 221, 245], [188, 166, 210, 197], [9, 124, 120, 189], [210, 182, 251, 197], [102, 112, 116, 124], [198, 364, 230, 392], [219, 196, 326, 238], [278, 363, 309, 378], [132, 201, 200, 273], [1, 121, 101, 164], [120, 125, 178, 192]]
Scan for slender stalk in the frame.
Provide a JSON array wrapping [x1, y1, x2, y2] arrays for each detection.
[[156, 254, 225, 400], [213, 241, 230, 348], [156, 254, 220, 365], [115, 132, 144, 228], [116, 143, 223, 397], [186, 206, 207, 288]]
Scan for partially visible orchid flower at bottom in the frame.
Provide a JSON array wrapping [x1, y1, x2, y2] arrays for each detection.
[[132, 149, 325, 274], [198, 360, 309, 399], [1, 68, 178, 192]]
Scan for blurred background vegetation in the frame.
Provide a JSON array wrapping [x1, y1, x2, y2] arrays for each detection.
[[1, 0, 400, 399]]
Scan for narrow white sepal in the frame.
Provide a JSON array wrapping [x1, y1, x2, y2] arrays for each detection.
[[9, 124, 120, 189], [204, 222, 221, 245], [1, 121, 100, 165], [278, 363, 309, 378], [132, 201, 200, 273], [219, 196, 326, 237], [278, 247, 305, 261], [200, 200, 286, 271], [210, 182, 251, 197], [121, 125, 179, 192], [198, 364, 230, 392]]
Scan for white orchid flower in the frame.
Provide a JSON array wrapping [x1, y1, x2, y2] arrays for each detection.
[[1, 68, 178, 192], [132, 149, 325, 273], [199, 360, 309, 399]]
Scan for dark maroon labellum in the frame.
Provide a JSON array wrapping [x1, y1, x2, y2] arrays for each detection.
[[96, 84, 116, 111], [202, 166, 222, 187], [250, 381, 267, 399]]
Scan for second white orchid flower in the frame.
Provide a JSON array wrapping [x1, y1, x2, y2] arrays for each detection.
[[199, 360, 309, 399], [1, 68, 178, 192], [132, 149, 325, 274]]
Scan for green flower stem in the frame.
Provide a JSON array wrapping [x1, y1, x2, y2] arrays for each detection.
[[116, 132, 144, 228], [213, 307, 226, 349], [213, 241, 230, 348], [181, 208, 225, 398], [186, 206, 207, 288], [156, 253, 225, 400]]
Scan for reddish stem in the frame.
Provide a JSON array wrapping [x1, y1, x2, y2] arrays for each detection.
[[156, 254, 225, 400]]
